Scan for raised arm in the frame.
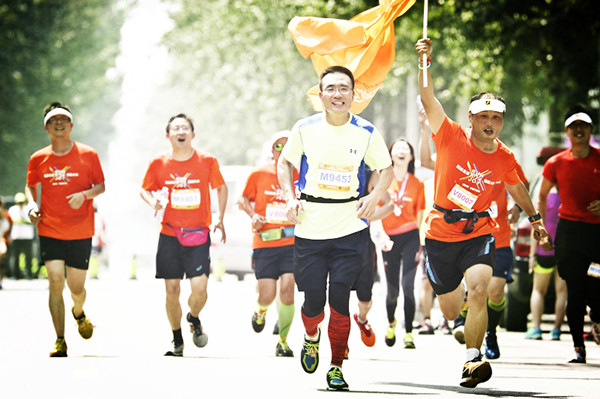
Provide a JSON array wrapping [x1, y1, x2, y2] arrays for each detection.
[[415, 38, 446, 135]]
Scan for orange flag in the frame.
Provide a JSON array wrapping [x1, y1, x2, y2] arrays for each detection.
[[288, 0, 416, 114]]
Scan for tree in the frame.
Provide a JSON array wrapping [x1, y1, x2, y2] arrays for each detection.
[[0, 0, 128, 196]]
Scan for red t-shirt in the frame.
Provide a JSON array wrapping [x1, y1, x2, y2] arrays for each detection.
[[490, 162, 527, 248], [242, 163, 298, 249], [381, 173, 425, 235], [26, 142, 105, 240], [543, 147, 600, 224], [141, 149, 225, 236], [426, 117, 520, 242]]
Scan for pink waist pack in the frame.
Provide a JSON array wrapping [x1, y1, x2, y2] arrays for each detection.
[[168, 224, 209, 246]]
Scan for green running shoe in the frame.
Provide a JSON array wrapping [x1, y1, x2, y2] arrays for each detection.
[[326, 366, 349, 391], [72, 306, 93, 339], [252, 311, 266, 333], [49, 337, 67, 358], [276, 340, 294, 357], [385, 319, 397, 347], [300, 328, 320, 373]]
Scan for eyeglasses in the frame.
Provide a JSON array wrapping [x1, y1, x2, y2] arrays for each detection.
[[47, 116, 71, 125], [273, 143, 284, 151], [170, 125, 192, 132], [322, 86, 353, 95]]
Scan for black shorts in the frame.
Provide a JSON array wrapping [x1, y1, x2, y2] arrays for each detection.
[[352, 235, 376, 302], [252, 245, 294, 279], [294, 229, 368, 292], [424, 234, 495, 295], [39, 236, 92, 270], [493, 246, 514, 282], [155, 233, 211, 279]]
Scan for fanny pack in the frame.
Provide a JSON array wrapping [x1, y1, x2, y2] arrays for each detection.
[[258, 226, 295, 242], [168, 224, 209, 246], [433, 204, 490, 235], [300, 193, 358, 203]]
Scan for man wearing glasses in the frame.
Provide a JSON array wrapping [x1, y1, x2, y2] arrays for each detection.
[[239, 131, 298, 357], [26, 102, 105, 357], [416, 38, 552, 388], [140, 113, 227, 357], [278, 66, 393, 391]]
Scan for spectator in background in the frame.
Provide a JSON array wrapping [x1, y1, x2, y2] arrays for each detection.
[[8, 192, 36, 279], [525, 147, 567, 341], [537, 104, 600, 363], [0, 198, 12, 289]]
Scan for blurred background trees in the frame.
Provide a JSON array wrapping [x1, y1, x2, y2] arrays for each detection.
[[1, 0, 598, 195]]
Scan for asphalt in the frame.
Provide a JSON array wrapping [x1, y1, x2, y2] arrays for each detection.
[[1, 267, 598, 399]]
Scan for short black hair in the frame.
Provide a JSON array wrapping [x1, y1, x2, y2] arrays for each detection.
[[319, 66, 355, 91], [564, 103, 595, 125], [166, 113, 195, 133]]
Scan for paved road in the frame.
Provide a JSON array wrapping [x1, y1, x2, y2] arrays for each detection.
[[1, 269, 598, 399]]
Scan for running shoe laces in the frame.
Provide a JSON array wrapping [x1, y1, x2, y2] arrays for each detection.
[[300, 328, 320, 374], [326, 367, 349, 391], [353, 313, 376, 347]]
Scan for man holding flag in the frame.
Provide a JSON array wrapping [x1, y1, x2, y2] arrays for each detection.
[[415, 38, 553, 388]]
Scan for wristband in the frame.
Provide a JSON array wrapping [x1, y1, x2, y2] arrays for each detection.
[[251, 214, 260, 223], [27, 202, 39, 216], [528, 213, 542, 223]]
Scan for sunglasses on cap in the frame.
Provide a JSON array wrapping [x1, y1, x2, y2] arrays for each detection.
[[273, 143, 284, 151]]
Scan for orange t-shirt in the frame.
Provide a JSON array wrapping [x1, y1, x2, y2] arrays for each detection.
[[242, 163, 298, 249], [490, 162, 527, 248], [141, 149, 225, 236], [425, 117, 520, 242], [26, 142, 105, 240], [381, 173, 425, 235]]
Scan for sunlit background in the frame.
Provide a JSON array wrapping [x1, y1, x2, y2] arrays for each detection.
[[1, 0, 598, 279]]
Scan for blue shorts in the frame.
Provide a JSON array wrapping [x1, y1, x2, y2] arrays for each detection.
[[294, 229, 368, 292], [424, 234, 495, 295], [493, 246, 514, 282], [252, 245, 294, 279], [155, 233, 211, 279], [39, 236, 92, 270]]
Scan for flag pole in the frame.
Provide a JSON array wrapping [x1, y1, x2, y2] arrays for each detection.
[[422, 0, 429, 87]]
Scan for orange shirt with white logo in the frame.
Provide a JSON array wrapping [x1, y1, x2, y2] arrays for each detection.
[[489, 162, 527, 248], [141, 150, 225, 236], [26, 142, 105, 240], [381, 173, 426, 236], [425, 117, 520, 242], [242, 163, 298, 249]]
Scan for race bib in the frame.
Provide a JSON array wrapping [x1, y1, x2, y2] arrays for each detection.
[[265, 202, 288, 224], [171, 188, 201, 209], [588, 263, 600, 279], [447, 184, 478, 211], [317, 164, 352, 191]]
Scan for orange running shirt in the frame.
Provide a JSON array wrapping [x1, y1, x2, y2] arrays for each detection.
[[489, 162, 527, 248], [141, 150, 225, 236], [26, 142, 105, 240], [425, 117, 521, 242], [242, 163, 298, 249], [381, 173, 425, 236]]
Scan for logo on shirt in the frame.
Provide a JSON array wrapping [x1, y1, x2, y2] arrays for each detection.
[[44, 166, 79, 185], [264, 184, 285, 201], [166, 173, 200, 188], [457, 161, 492, 192]]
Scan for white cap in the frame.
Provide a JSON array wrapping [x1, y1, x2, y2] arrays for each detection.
[[468, 98, 506, 115], [270, 130, 290, 147], [44, 108, 73, 126], [564, 112, 592, 128]]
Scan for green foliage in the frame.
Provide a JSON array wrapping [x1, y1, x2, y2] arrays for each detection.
[[0, 0, 128, 196]]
